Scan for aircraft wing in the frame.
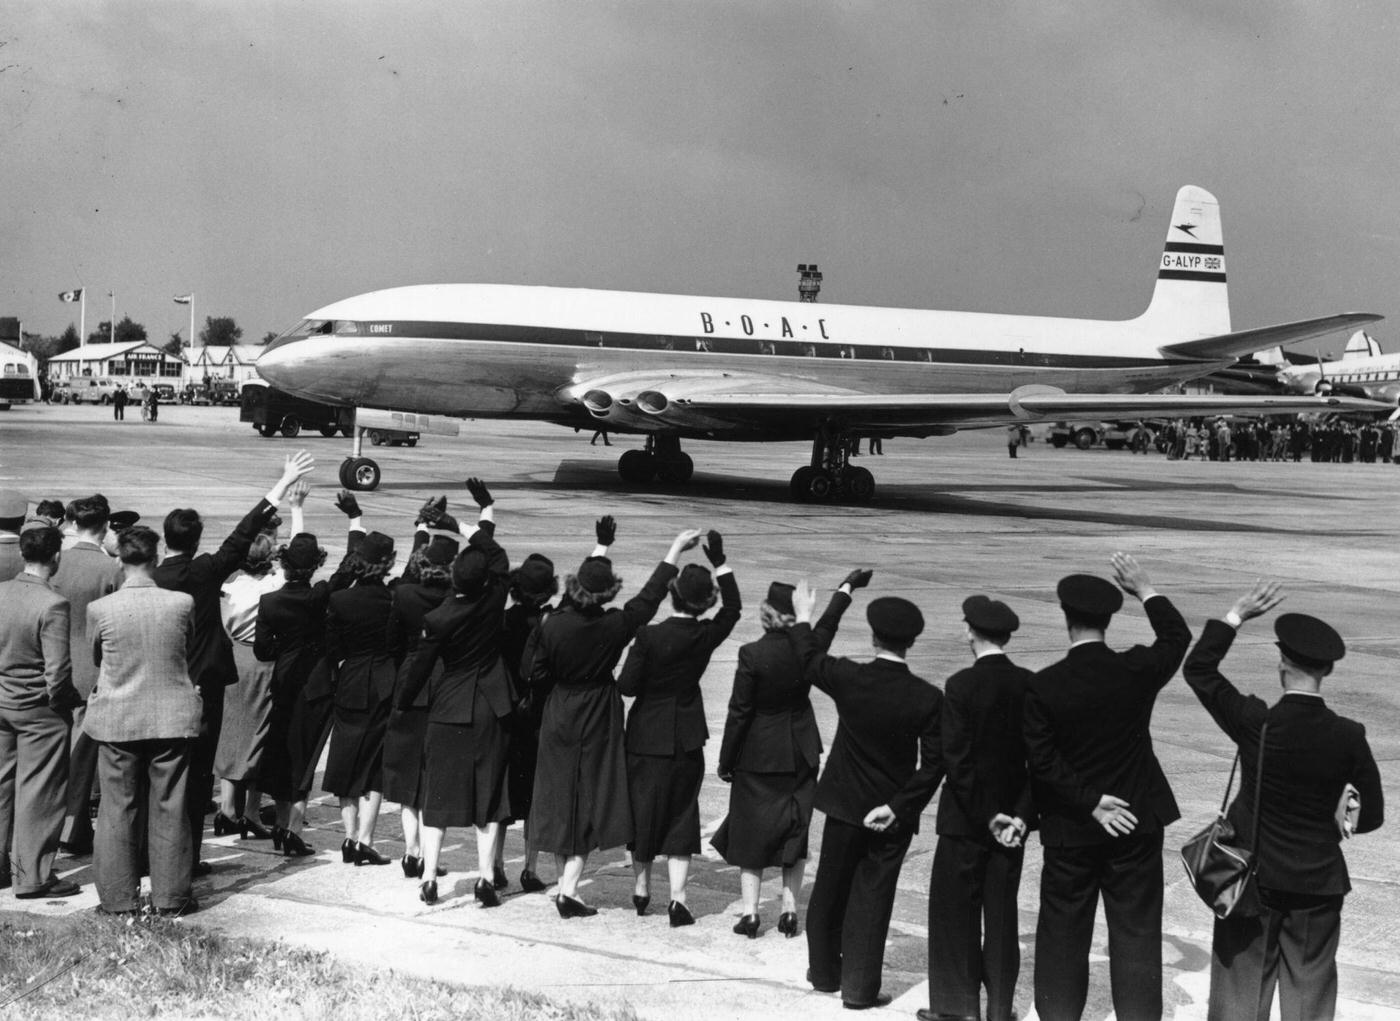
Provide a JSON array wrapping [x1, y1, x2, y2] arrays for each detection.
[[1158, 313, 1382, 362], [602, 375, 1389, 432]]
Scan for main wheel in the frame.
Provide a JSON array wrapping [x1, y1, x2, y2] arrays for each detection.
[[789, 466, 817, 499], [655, 452, 694, 483], [801, 469, 835, 502], [1074, 428, 1095, 450], [339, 456, 381, 491], [846, 466, 876, 502], [369, 430, 384, 446], [618, 449, 655, 483], [318, 423, 338, 438], [258, 423, 278, 438], [280, 416, 301, 438]]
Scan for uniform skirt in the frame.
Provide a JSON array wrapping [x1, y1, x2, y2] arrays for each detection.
[[261, 650, 330, 803], [530, 682, 632, 856], [710, 762, 818, 869], [323, 698, 392, 799], [627, 747, 704, 859], [381, 706, 429, 809], [504, 706, 540, 824], [213, 642, 275, 783], [422, 690, 511, 828]]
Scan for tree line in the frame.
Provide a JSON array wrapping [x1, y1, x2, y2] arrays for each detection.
[[18, 317, 277, 364]]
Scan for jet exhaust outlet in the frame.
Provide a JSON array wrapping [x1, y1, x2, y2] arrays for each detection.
[[637, 391, 669, 415], [582, 390, 614, 415]]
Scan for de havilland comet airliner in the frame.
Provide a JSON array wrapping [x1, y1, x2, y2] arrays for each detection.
[[256, 186, 1384, 501]]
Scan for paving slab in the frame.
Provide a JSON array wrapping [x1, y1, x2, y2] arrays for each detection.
[[2, 402, 1399, 1019]]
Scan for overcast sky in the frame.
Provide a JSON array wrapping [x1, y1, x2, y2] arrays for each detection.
[[3, 2, 1398, 353]]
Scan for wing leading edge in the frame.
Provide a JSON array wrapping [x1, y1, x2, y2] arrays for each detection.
[[1158, 312, 1383, 362]]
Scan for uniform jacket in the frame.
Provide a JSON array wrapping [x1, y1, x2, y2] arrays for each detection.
[[717, 590, 850, 775], [387, 581, 452, 710], [1024, 595, 1190, 847], [524, 560, 679, 701], [619, 569, 741, 755], [254, 577, 340, 699], [1184, 619, 1384, 895], [791, 621, 944, 832], [0, 573, 79, 712], [401, 526, 512, 723], [50, 541, 123, 699], [326, 578, 396, 711], [153, 497, 276, 689], [937, 651, 1035, 838], [84, 575, 199, 741]]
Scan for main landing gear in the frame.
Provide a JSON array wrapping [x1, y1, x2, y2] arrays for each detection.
[[617, 434, 695, 484], [790, 425, 876, 503], [338, 427, 382, 491]]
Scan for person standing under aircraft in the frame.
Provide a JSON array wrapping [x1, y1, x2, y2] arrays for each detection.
[[921, 595, 1034, 1021], [525, 527, 700, 918], [1183, 584, 1383, 1021], [790, 579, 944, 1011], [1023, 556, 1190, 1021]]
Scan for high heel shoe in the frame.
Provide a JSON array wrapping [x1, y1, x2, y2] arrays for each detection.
[[420, 880, 438, 905], [271, 826, 284, 851], [237, 815, 272, 841], [474, 877, 502, 908], [733, 914, 760, 939], [212, 812, 240, 837], [668, 901, 695, 928], [354, 842, 391, 866], [492, 865, 509, 890], [555, 893, 597, 918], [402, 854, 422, 879], [340, 838, 356, 864], [632, 894, 650, 916], [777, 912, 799, 938], [519, 869, 547, 893], [281, 830, 314, 858]]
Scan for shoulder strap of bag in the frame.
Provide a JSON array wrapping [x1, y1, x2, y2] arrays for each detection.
[[1249, 721, 1269, 856], [1219, 751, 1240, 813]]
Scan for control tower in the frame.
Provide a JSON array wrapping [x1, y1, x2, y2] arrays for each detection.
[[797, 264, 822, 302]]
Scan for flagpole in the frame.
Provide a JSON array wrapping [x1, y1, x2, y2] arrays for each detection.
[[109, 291, 115, 345], [79, 291, 85, 347], [190, 294, 196, 349]]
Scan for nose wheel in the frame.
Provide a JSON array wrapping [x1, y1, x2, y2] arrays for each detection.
[[339, 456, 381, 491], [790, 426, 877, 503]]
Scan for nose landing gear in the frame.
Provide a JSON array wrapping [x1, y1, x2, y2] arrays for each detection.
[[617, 434, 694, 484], [790, 426, 876, 503], [338, 426, 382, 491]]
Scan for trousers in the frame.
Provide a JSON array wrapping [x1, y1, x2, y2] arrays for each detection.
[[0, 705, 70, 892], [96, 738, 193, 912], [1209, 889, 1343, 1021]]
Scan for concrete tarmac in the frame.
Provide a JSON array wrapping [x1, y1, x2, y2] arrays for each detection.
[[2, 402, 1398, 1020]]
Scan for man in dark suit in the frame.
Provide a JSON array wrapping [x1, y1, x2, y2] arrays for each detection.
[[153, 450, 313, 877], [1183, 584, 1384, 1021], [791, 579, 944, 1011], [1024, 554, 1190, 1021], [922, 596, 1033, 1021], [0, 527, 83, 898], [50, 495, 123, 855]]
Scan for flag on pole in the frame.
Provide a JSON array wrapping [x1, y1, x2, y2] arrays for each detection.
[[173, 294, 193, 304], [59, 289, 83, 302]]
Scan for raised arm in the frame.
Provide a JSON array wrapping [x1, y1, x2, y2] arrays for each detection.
[[618, 529, 699, 636], [1184, 580, 1281, 743], [700, 531, 741, 650], [1112, 553, 1190, 684], [209, 451, 315, 580]]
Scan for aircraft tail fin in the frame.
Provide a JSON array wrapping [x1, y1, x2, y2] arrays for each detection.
[[1342, 330, 1383, 359], [1252, 346, 1287, 367], [1136, 185, 1230, 339]]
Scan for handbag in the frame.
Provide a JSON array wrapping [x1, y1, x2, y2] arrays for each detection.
[[1180, 722, 1267, 919]]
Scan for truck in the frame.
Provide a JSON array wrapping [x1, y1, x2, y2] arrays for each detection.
[[239, 382, 420, 446]]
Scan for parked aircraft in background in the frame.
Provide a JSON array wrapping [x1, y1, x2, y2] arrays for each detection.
[[256, 186, 1383, 500], [1275, 331, 1400, 405]]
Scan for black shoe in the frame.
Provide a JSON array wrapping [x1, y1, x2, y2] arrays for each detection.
[[271, 826, 284, 851], [354, 842, 391, 866], [237, 815, 272, 840], [191, 860, 212, 878], [806, 969, 840, 994], [915, 1012, 981, 1021], [632, 894, 650, 916], [667, 900, 694, 928], [474, 877, 502, 907], [520, 869, 547, 893], [420, 880, 438, 905], [340, 838, 356, 863], [281, 830, 314, 857], [777, 911, 799, 938], [842, 993, 892, 1011], [156, 898, 199, 917], [555, 894, 597, 918], [402, 854, 422, 879], [16, 877, 81, 899], [732, 913, 760, 938], [492, 865, 509, 890], [212, 811, 240, 836]]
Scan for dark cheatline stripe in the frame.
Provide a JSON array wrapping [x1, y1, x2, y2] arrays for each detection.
[[1157, 270, 1228, 283], [313, 321, 1169, 369], [1162, 242, 1225, 255]]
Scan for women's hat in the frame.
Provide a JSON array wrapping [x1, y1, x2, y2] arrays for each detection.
[[671, 563, 715, 605], [422, 535, 460, 566], [452, 548, 489, 594], [515, 553, 557, 599], [283, 533, 323, 570], [358, 531, 395, 562], [576, 556, 616, 593], [765, 581, 795, 615]]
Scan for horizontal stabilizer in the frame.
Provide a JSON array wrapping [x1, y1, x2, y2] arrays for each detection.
[[1159, 313, 1382, 362]]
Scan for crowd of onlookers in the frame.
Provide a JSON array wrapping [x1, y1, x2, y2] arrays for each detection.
[[1157, 416, 1396, 463], [0, 457, 1385, 1020]]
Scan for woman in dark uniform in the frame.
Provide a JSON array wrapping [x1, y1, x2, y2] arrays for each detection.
[[525, 527, 701, 917], [324, 530, 398, 865], [400, 480, 512, 906], [384, 534, 457, 881], [619, 532, 740, 927], [254, 531, 345, 856], [711, 572, 859, 937]]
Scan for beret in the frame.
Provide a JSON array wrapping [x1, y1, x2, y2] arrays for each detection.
[[1057, 574, 1123, 617]]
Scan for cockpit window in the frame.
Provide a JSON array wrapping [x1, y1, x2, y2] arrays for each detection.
[[333, 321, 359, 335]]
